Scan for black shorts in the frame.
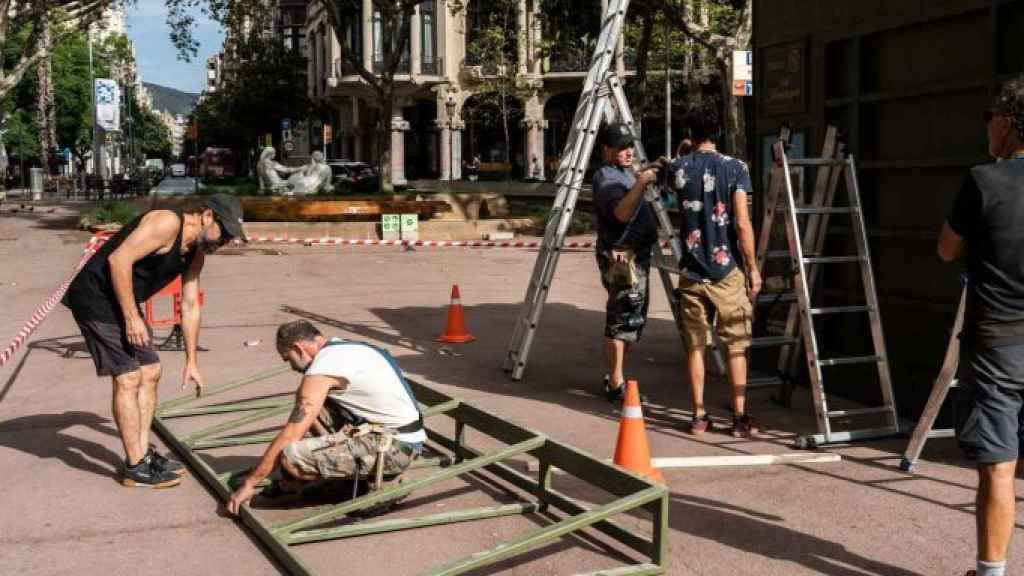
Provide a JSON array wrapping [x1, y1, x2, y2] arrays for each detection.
[[71, 310, 160, 378], [597, 253, 651, 343], [956, 341, 1024, 464]]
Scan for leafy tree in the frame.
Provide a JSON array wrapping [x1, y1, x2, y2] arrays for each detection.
[[462, 0, 527, 176], [184, 16, 312, 176], [0, 0, 117, 101], [637, 0, 752, 155]]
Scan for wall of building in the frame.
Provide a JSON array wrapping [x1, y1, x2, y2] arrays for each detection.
[[754, 0, 1024, 413]]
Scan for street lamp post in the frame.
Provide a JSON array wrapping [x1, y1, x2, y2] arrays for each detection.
[[445, 94, 456, 183]]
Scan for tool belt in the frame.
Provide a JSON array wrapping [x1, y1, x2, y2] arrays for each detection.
[[603, 247, 639, 288]]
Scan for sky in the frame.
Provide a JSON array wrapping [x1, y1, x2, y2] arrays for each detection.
[[125, 3, 224, 94]]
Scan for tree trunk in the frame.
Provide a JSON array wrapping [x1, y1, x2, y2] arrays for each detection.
[[379, 89, 394, 193], [36, 18, 56, 174], [721, 57, 745, 157]]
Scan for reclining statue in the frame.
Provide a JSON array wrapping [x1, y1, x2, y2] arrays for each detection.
[[257, 148, 333, 195]]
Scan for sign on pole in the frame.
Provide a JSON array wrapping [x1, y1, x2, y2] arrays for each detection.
[[400, 214, 419, 241], [95, 79, 120, 131], [382, 214, 401, 241], [732, 50, 753, 96]]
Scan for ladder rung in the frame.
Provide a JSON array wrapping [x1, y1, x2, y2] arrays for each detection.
[[748, 375, 784, 388], [751, 336, 800, 348], [756, 293, 797, 304], [817, 355, 884, 367], [826, 406, 893, 418], [802, 256, 865, 264], [790, 207, 858, 215], [787, 158, 848, 167], [810, 305, 872, 315]]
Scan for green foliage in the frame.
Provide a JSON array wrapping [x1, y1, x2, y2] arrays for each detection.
[[80, 200, 142, 228], [3, 108, 40, 158], [186, 30, 312, 164]]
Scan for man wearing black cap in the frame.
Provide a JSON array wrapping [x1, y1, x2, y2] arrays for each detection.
[[63, 194, 247, 488], [592, 122, 663, 403]]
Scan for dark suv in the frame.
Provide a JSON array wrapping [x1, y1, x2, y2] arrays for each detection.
[[327, 160, 380, 193]]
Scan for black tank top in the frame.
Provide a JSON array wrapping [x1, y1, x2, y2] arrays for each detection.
[[64, 210, 198, 322]]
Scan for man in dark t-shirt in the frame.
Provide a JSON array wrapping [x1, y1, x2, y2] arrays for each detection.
[[63, 194, 246, 489], [938, 76, 1024, 576], [592, 122, 662, 403], [667, 102, 761, 438]]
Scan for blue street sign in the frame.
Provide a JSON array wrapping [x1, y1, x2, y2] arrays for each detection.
[[281, 118, 292, 131]]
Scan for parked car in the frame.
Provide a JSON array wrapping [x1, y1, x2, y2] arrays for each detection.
[[170, 163, 187, 178], [327, 160, 379, 193]]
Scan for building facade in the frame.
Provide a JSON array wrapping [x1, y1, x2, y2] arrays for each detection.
[[303, 0, 635, 184], [754, 0, 1024, 411]]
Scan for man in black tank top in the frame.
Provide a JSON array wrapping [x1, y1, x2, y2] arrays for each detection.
[[938, 77, 1024, 576], [63, 194, 247, 489]]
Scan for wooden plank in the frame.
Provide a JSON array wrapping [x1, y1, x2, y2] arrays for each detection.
[[240, 197, 450, 222], [650, 453, 841, 469]]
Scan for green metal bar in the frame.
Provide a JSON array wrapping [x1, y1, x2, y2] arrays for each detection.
[[648, 494, 669, 567], [158, 365, 291, 412], [161, 398, 293, 419], [421, 398, 460, 417], [409, 455, 452, 470], [428, 431, 656, 558], [572, 564, 662, 576], [193, 432, 279, 450], [152, 415, 316, 576], [422, 486, 666, 576], [286, 502, 538, 545], [183, 405, 293, 446], [273, 435, 547, 535]]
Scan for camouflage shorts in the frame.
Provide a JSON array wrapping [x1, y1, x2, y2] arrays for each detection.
[[282, 432, 419, 480]]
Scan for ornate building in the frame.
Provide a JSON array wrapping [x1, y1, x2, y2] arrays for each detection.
[[304, 0, 632, 184]]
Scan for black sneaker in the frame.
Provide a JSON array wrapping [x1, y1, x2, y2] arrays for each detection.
[[603, 375, 625, 403], [122, 453, 182, 489], [148, 446, 185, 475]]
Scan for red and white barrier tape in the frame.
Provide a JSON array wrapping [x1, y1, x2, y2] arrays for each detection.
[[0, 235, 106, 368], [242, 237, 672, 249]]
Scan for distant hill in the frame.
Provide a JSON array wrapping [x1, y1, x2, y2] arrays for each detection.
[[143, 82, 199, 117]]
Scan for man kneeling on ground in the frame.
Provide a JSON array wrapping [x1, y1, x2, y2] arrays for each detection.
[[227, 321, 425, 514]]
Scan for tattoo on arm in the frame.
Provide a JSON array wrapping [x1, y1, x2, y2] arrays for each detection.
[[289, 403, 309, 424]]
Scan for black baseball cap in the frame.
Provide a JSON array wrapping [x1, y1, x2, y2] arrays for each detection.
[[206, 194, 248, 242], [602, 122, 638, 149]]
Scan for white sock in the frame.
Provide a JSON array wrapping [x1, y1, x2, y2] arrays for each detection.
[[978, 559, 1006, 576]]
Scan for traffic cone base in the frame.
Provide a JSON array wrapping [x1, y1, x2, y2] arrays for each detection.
[[438, 284, 475, 343], [613, 380, 664, 484]]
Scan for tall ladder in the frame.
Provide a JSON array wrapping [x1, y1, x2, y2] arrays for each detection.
[[503, 0, 687, 380], [900, 284, 964, 472], [764, 139, 901, 448], [748, 127, 844, 399]]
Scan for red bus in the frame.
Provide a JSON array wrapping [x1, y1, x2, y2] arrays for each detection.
[[198, 147, 237, 181]]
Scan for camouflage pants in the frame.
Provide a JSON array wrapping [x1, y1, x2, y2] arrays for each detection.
[[282, 431, 418, 480]]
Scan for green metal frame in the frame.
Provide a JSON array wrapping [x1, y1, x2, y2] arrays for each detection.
[[153, 368, 669, 576]]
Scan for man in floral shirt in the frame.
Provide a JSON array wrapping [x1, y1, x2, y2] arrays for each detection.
[[668, 102, 762, 437]]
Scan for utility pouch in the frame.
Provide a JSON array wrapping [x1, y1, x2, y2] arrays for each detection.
[[604, 247, 639, 287]]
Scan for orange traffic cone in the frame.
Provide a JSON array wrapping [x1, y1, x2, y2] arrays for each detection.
[[438, 284, 475, 343], [613, 380, 664, 484]]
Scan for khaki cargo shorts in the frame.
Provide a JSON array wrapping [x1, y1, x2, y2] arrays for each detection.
[[678, 267, 752, 352], [283, 432, 419, 480]]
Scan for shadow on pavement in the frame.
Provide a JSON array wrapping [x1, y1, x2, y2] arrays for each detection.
[[669, 493, 926, 576], [0, 411, 122, 478]]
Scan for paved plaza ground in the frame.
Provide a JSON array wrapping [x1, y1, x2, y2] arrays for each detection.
[[0, 204, 1020, 575]]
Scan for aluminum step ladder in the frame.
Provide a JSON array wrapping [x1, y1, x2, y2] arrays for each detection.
[[900, 285, 964, 472], [749, 127, 844, 398], [503, 0, 688, 380], [769, 139, 901, 448]]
